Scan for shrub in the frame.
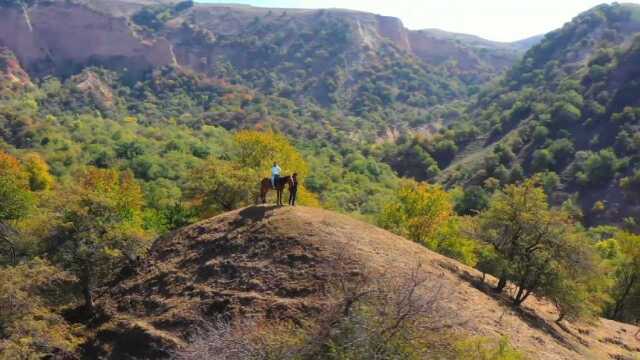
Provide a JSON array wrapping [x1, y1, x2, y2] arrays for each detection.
[[455, 337, 527, 360], [454, 186, 489, 216], [576, 149, 620, 186], [531, 149, 554, 172]]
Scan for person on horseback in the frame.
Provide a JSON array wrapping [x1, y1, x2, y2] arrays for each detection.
[[271, 162, 281, 187]]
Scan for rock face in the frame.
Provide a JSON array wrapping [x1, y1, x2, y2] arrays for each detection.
[[89, 205, 640, 360], [0, 47, 31, 86], [0, 1, 175, 77], [71, 70, 116, 111], [0, 1, 535, 81]]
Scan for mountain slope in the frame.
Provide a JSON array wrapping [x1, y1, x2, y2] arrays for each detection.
[[87, 205, 639, 359], [438, 3, 640, 227], [407, 29, 536, 83]]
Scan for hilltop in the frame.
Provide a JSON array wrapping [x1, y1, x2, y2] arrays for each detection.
[[85, 205, 639, 359]]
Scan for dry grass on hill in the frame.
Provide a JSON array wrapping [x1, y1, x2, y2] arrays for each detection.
[[87, 205, 639, 359]]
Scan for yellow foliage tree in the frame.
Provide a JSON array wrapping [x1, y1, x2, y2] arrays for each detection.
[[232, 130, 318, 207], [233, 130, 308, 178], [23, 153, 54, 191], [0, 151, 35, 264], [378, 180, 453, 244], [377, 180, 477, 264]]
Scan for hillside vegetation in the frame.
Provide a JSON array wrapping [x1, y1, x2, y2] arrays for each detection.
[[387, 3, 640, 227]]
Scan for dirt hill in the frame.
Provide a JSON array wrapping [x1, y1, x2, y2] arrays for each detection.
[[86, 205, 639, 359]]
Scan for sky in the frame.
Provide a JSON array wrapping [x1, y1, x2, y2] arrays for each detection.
[[198, 0, 640, 42]]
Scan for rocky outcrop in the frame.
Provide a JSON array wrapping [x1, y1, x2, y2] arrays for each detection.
[[0, 47, 31, 86], [375, 15, 411, 51], [71, 70, 116, 111], [0, 1, 174, 77]]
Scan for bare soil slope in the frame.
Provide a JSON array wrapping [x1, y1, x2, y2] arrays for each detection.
[[89, 206, 640, 359]]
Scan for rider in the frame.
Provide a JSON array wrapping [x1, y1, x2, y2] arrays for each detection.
[[271, 162, 281, 187]]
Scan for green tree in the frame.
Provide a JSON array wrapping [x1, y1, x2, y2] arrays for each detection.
[[552, 102, 582, 125], [474, 179, 586, 307], [454, 186, 489, 216], [541, 231, 607, 322], [531, 149, 554, 172], [538, 171, 560, 194], [599, 231, 640, 322], [577, 149, 620, 186], [620, 170, 640, 202]]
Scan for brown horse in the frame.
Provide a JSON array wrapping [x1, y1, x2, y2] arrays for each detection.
[[258, 175, 292, 206]]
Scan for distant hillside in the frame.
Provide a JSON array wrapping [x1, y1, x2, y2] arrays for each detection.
[[406, 28, 530, 85], [86, 205, 639, 359], [429, 3, 640, 227], [510, 34, 545, 51], [0, 0, 531, 130]]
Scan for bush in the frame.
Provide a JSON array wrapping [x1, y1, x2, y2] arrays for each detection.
[[455, 337, 527, 360], [531, 149, 554, 172], [533, 125, 550, 143], [551, 102, 581, 125], [454, 186, 489, 216], [576, 149, 620, 186]]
